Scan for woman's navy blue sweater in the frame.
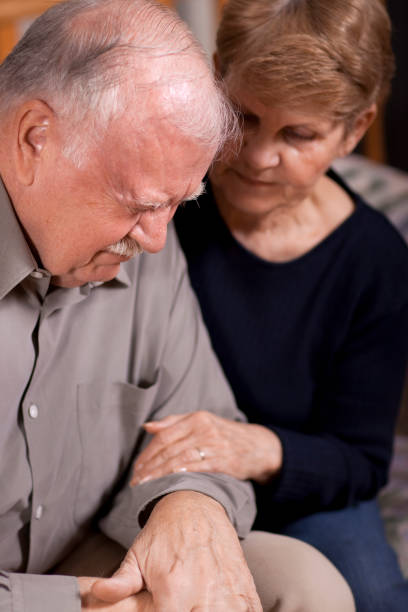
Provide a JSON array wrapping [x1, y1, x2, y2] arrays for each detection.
[[175, 170, 408, 530]]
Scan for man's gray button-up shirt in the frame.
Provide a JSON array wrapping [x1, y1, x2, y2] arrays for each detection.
[[0, 179, 255, 612]]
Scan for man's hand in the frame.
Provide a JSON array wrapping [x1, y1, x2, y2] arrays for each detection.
[[130, 412, 282, 485], [92, 491, 262, 611]]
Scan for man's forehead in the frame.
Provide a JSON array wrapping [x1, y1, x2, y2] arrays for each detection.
[[101, 108, 215, 211]]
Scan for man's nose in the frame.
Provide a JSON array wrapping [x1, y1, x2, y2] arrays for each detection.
[[128, 207, 172, 254]]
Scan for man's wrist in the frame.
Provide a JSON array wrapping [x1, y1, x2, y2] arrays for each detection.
[[156, 490, 226, 512], [139, 494, 166, 527]]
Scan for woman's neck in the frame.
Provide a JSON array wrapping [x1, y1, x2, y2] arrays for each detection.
[[213, 175, 355, 263]]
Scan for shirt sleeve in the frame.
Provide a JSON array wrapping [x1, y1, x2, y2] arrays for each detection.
[[258, 302, 408, 524], [100, 226, 256, 546], [0, 572, 80, 612]]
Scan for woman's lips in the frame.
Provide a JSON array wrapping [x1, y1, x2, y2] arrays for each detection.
[[232, 169, 277, 187]]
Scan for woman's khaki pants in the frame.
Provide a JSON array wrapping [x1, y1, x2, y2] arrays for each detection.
[[56, 529, 355, 611]]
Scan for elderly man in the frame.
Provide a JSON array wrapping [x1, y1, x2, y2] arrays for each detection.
[[0, 1, 356, 611]]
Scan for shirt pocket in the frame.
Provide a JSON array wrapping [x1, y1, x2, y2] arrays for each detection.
[[74, 378, 159, 526]]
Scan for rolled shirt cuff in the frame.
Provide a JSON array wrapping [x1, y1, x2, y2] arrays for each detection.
[[100, 473, 256, 549]]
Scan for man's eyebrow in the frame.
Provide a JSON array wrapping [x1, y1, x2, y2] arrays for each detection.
[[184, 182, 206, 202], [122, 182, 206, 213], [124, 199, 167, 213]]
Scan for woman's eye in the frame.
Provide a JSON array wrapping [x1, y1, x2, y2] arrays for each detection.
[[242, 113, 259, 127], [284, 127, 316, 142]]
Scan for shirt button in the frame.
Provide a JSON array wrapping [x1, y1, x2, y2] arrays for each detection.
[[35, 505, 44, 520], [31, 270, 45, 279], [28, 404, 39, 419]]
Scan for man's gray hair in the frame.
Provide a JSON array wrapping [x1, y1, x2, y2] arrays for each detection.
[[0, 0, 238, 164]]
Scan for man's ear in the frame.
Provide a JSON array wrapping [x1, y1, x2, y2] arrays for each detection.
[[14, 100, 54, 186], [340, 103, 377, 157]]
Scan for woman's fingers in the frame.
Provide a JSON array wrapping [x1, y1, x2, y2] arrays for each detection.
[[130, 412, 254, 485], [133, 413, 194, 472], [130, 435, 203, 485], [143, 413, 187, 431], [131, 415, 284, 486], [131, 457, 215, 486]]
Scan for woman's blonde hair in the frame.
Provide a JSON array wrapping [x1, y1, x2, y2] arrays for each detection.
[[217, 0, 395, 124]]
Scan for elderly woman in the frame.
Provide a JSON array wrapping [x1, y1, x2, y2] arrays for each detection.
[[131, 0, 408, 609]]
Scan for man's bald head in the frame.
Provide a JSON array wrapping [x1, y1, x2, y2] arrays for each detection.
[[0, 0, 237, 165]]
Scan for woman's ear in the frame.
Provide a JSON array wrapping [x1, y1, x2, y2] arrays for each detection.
[[14, 100, 54, 186], [340, 103, 377, 157]]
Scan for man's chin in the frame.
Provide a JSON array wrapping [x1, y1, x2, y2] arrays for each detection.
[[94, 251, 135, 265], [51, 263, 122, 288]]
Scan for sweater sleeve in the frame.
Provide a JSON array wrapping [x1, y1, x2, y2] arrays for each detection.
[[258, 302, 408, 524]]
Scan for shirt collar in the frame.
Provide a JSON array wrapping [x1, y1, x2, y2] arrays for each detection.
[[0, 177, 40, 300], [81, 266, 131, 293], [112, 264, 131, 288]]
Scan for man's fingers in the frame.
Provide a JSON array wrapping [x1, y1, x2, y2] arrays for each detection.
[[91, 551, 144, 603]]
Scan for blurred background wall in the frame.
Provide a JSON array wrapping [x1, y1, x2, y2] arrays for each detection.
[[0, 0, 406, 172], [386, 1, 408, 173], [0, 0, 221, 60], [176, 0, 219, 57]]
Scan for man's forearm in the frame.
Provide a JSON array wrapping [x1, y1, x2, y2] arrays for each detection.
[[93, 490, 262, 610]]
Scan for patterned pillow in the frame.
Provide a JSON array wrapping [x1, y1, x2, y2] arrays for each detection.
[[332, 154, 408, 243]]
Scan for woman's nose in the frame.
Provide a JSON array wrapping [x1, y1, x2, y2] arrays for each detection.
[[242, 132, 280, 171]]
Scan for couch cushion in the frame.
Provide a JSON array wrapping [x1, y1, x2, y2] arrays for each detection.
[[332, 154, 408, 243]]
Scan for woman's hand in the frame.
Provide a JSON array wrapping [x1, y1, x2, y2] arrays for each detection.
[[130, 411, 283, 486]]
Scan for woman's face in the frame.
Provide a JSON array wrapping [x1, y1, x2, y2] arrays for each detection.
[[210, 86, 354, 216]]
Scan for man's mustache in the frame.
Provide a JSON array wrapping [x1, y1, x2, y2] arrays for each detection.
[[106, 236, 143, 257]]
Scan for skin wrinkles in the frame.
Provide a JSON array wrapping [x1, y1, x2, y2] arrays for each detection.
[[211, 93, 348, 217], [0, 40, 221, 289], [205, 85, 374, 263], [117, 181, 206, 216], [5, 81, 215, 289], [105, 183, 206, 257]]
